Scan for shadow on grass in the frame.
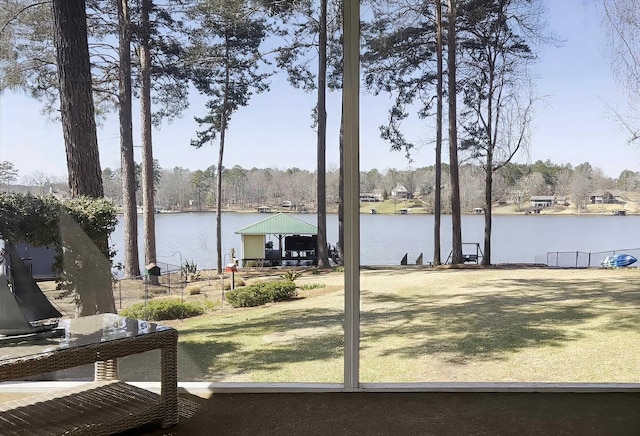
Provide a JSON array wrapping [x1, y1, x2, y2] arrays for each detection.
[[170, 309, 344, 381], [363, 277, 640, 363], [141, 273, 640, 381]]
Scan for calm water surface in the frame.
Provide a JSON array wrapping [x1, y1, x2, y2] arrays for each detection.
[[111, 212, 640, 270]]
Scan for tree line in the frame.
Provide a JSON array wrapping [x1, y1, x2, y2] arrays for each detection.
[[1, 0, 638, 314], [4, 158, 637, 214]]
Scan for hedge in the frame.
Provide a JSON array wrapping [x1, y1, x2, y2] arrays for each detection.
[[120, 298, 213, 321], [225, 280, 297, 308]]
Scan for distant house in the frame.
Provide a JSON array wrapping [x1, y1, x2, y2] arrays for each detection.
[[391, 183, 408, 200], [359, 192, 383, 202], [589, 190, 622, 204], [530, 196, 555, 208]]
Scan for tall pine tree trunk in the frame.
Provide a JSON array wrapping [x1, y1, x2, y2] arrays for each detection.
[[216, 31, 231, 275], [140, 0, 157, 284], [316, 0, 331, 268], [337, 101, 344, 265], [52, 0, 115, 314], [117, 0, 140, 278], [434, 0, 443, 266], [447, 0, 463, 264], [483, 156, 493, 265], [52, 0, 102, 199]]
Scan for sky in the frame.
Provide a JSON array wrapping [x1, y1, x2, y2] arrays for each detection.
[[1, 0, 638, 182]]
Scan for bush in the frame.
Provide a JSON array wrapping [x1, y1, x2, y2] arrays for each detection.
[[187, 286, 201, 295], [222, 277, 246, 291], [262, 280, 298, 302], [120, 298, 207, 320], [181, 259, 200, 282], [299, 283, 325, 290], [224, 286, 270, 307], [225, 280, 297, 308], [280, 270, 302, 281]]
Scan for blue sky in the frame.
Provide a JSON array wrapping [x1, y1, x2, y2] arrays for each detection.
[[1, 0, 638, 181]]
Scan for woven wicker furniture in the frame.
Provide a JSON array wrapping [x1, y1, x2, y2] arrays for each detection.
[[0, 314, 178, 435]]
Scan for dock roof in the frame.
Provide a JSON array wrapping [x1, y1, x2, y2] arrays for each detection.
[[235, 213, 317, 235]]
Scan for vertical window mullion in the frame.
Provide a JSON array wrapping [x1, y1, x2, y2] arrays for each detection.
[[343, 0, 361, 391]]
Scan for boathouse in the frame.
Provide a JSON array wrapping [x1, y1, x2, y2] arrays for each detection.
[[530, 195, 555, 208], [235, 213, 318, 267]]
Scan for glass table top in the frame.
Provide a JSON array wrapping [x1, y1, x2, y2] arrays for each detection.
[[0, 314, 171, 362]]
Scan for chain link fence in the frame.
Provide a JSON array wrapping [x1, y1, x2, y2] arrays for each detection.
[[112, 261, 187, 310], [544, 248, 640, 268]]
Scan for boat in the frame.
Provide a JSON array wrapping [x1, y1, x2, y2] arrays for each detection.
[[600, 254, 637, 268], [0, 239, 63, 338]]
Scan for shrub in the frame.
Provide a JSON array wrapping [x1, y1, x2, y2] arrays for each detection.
[[225, 280, 297, 308], [299, 283, 325, 290], [120, 298, 206, 320], [187, 286, 202, 295], [181, 259, 200, 282], [222, 277, 246, 291], [262, 280, 298, 302], [224, 286, 270, 307], [280, 270, 302, 282]]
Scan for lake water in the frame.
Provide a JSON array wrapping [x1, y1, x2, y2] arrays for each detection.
[[110, 212, 640, 271]]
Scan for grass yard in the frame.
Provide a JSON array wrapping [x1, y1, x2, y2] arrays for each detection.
[[43, 267, 640, 384]]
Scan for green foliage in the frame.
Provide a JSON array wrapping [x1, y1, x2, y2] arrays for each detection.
[[0, 193, 117, 309], [225, 280, 297, 308], [224, 287, 270, 307], [333, 266, 345, 273], [181, 259, 200, 282], [280, 270, 302, 281], [120, 298, 211, 321], [0, 161, 19, 185], [189, 4, 272, 148], [299, 283, 325, 290]]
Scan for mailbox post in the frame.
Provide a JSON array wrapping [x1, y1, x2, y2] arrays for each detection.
[[225, 262, 237, 289]]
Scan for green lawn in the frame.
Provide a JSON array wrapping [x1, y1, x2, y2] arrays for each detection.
[[117, 267, 640, 384]]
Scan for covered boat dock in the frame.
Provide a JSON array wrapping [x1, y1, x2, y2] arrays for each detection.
[[235, 213, 318, 267]]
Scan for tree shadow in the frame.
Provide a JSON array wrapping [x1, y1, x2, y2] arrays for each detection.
[[362, 277, 640, 363], [120, 273, 640, 381]]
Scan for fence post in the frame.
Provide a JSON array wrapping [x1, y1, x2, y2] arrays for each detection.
[[588, 252, 591, 268], [576, 251, 579, 269], [167, 266, 171, 295], [556, 251, 559, 267]]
